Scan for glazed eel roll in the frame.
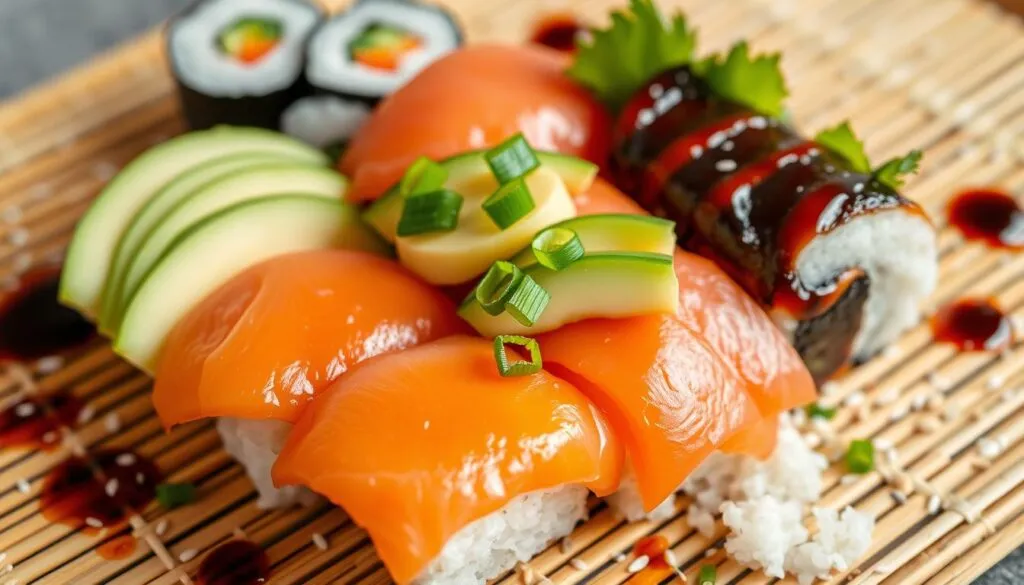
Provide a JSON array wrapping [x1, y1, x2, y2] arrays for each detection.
[[569, 0, 937, 383]]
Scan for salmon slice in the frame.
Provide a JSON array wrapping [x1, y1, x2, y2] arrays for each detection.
[[272, 336, 623, 584], [153, 250, 468, 428], [538, 183, 815, 510], [340, 44, 612, 202]]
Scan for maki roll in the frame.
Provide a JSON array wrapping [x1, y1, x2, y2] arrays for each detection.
[[167, 0, 322, 130], [281, 0, 462, 149], [568, 0, 937, 383]]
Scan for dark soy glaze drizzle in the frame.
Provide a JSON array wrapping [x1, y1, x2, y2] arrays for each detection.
[[0, 390, 82, 449], [196, 539, 271, 585], [41, 449, 162, 534], [931, 298, 1013, 352], [947, 189, 1023, 250], [530, 14, 587, 53], [0, 268, 95, 362]]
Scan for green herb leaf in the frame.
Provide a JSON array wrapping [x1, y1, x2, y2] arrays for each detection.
[[156, 482, 197, 509], [493, 335, 543, 377], [845, 439, 875, 474], [873, 150, 922, 190], [568, 0, 697, 109], [504, 275, 551, 327], [813, 121, 871, 174], [693, 41, 787, 118], [698, 564, 717, 585], [805, 403, 838, 420]]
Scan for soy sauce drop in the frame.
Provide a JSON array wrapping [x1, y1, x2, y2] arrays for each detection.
[[196, 539, 271, 585], [632, 534, 670, 568], [531, 14, 587, 53], [947, 189, 1023, 250], [931, 298, 1013, 352], [0, 268, 94, 362], [97, 534, 138, 560], [40, 449, 161, 534], [0, 390, 82, 449]]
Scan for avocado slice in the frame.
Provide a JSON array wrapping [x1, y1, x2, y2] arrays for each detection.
[[458, 252, 679, 337], [510, 214, 676, 267], [61, 127, 328, 319], [363, 150, 598, 244], [115, 195, 388, 373], [102, 164, 347, 333], [102, 152, 285, 327]]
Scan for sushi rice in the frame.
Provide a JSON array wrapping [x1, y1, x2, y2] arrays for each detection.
[[169, 0, 320, 98], [280, 95, 372, 148], [217, 417, 320, 509]]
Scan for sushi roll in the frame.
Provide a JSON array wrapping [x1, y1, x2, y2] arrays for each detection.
[[281, 0, 462, 149], [167, 0, 322, 130], [153, 250, 467, 508], [565, 0, 937, 383], [539, 179, 817, 521], [272, 336, 624, 585]]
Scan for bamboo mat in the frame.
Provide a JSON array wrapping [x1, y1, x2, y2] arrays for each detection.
[[0, 0, 1022, 583]]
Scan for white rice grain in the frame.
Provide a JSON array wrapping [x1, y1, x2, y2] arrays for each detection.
[[16, 479, 30, 494], [312, 532, 328, 551], [155, 519, 169, 536], [627, 555, 650, 573], [569, 558, 589, 571], [178, 548, 198, 563]]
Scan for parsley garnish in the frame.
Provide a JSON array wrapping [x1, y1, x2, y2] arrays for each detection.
[[814, 122, 923, 189], [692, 41, 787, 118]]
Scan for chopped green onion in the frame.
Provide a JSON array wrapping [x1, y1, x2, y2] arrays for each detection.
[[485, 133, 540, 184], [483, 178, 536, 229], [805, 403, 838, 420], [475, 261, 525, 316], [396, 189, 463, 237], [698, 564, 717, 585], [156, 482, 197, 509], [532, 227, 585, 270], [504, 275, 550, 326], [493, 335, 543, 377], [400, 156, 449, 198], [845, 439, 875, 474]]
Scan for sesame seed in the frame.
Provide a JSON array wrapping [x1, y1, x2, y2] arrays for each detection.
[[707, 131, 728, 148], [820, 381, 838, 396], [15, 402, 36, 418], [77, 405, 96, 425], [715, 159, 737, 172], [16, 478, 30, 494], [85, 517, 104, 528], [35, 355, 63, 374], [560, 537, 572, 554], [748, 117, 767, 129], [910, 394, 928, 411], [664, 549, 679, 567], [178, 548, 198, 563], [116, 453, 137, 467], [570, 558, 589, 571], [890, 490, 908, 505], [136, 472, 146, 485], [927, 374, 951, 392], [614, 553, 627, 563], [627, 555, 650, 573], [105, 412, 121, 433], [853, 183, 865, 193], [690, 145, 704, 160], [885, 447, 901, 465], [986, 375, 1005, 391], [776, 153, 799, 168], [423, 421, 430, 430], [796, 186, 805, 193], [927, 495, 942, 514], [799, 155, 812, 165], [42, 431, 58, 444], [155, 519, 169, 536], [312, 532, 328, 551], [705, 547, 717, 557], [889, 406, 909, 422], [873, 437, 894, 451], [874, 563, 894, 575], [105, 479, 119, 498], [844, 391, 865, 407], [840, 474, 859, 485], [721, 141, 735, 152]]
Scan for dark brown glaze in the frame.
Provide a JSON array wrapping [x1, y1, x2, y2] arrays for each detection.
[[947, 189, 1022, 250], [612, 64, 928, 382], [530, 14, 587, 53], [931, 298, 1012, 352], [0, 268, 95, 362], [0, 390, 82, 450], [41, 449, 162, 534], [196, 540, 271, 585], [792, 275, 870, 382]]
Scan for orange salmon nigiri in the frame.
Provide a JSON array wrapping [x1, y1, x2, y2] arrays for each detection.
[[153, 250, 468, 428], [538, 182, 815, 517], [340, 44, 612, 202], [273, 336, 623, 585]]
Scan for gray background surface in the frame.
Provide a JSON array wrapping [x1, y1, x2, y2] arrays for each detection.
[[0, 1, 1020, 583]]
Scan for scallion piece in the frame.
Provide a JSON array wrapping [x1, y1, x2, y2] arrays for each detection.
[[475, 261, 525, 316], [485, 133, 540, 184], [698, 564, 717, 585], [483, 178, 536, 229], [156, 482, 197, 509], [805, 403, 838, 420], [504, 275, 550, 326], [493, 335, 543, 377], [400, 156, 449, 198], [845, 439, 875, 474], [532, 227, 585, 270], [396, 189, 463, 237]]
